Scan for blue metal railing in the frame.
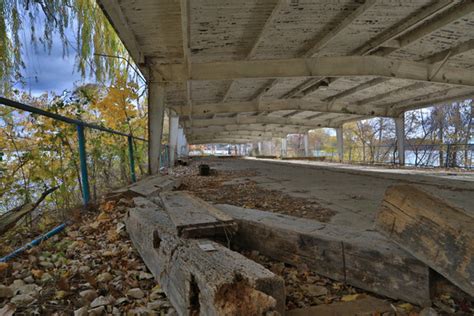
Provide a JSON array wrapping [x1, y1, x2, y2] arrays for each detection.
[[0, 96, 148, 205]]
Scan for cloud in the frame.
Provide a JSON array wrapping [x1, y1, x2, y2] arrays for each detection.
[[19, 20, 93, 96]]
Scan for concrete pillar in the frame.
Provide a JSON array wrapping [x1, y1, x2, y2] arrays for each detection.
[[168, 115, 179, 167], [336, 127, 344, 162], [395, 114, 405, 165], [303, 133, 309, 157], [258, 142, 262, 155], [177, 126, 185, 157], [148, 81, 165, 174], [281, 137, 287, 157]]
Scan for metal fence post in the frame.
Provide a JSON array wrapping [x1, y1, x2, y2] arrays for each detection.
[[76, 124, 90, 204], [128, 136, 137, 183], [445, 144, 450, 168]]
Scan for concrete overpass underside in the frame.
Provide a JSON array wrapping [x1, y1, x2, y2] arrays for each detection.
[[98, 0, 474, 171]]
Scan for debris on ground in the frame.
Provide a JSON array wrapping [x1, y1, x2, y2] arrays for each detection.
[[172, 161, 336, 222], [0, 197, 174, 315]]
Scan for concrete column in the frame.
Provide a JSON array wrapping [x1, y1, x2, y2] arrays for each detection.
[[258, 142, 262, 155], [281, 137, 287, 157], [148, 81, 165, 174], [168, 115, 179, 167], [336, 127, 344, 162], [177, 126, 185, 157], [395, 114, 405, 165], [303, 133, 309, 157]]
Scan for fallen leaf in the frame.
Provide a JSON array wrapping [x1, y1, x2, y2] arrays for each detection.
[[96, 212, 110, 222], [0, 262, 8, 273], [31, 269, 44, 278], [341, 293, 362, 302], [398, 303, 414, 312]]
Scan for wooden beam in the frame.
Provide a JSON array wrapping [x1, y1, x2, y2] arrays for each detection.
[[97, 0, 144, 65], [304, 0, 378, 57], [352, 0, 461, 55], [155, 56, 474, 87], [375, 185, 474, 297], [126, 197, 286, 315], [159, 191, 237, 238], [217, 204, 431, 306]]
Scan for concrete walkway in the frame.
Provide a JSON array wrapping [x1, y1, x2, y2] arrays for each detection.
[[204, 157, 474, 231]]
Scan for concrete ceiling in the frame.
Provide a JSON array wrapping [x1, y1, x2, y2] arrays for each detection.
[[98, 0, 474, 144]]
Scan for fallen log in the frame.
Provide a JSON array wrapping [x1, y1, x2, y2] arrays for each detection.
[[0, 186, 58, 236], [126, 197, 285, 315], [375, 184, 474, 297], [217, 204, 431, 306], [158, 191, 237, 238]]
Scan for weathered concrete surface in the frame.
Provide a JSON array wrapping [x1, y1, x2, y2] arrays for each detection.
[[199, 157, 474, 231]]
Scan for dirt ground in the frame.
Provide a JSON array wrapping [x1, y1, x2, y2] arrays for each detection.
[[0, 157, 472, 315]]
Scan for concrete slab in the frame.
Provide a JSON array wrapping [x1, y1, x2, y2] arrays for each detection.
[[197, 158, 474, 231]]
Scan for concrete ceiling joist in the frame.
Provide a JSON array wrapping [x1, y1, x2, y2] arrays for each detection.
[[97, 0, 144, 65], [303, 0, 378, 57], [190, 131, 284, 138], [171, 97, 394, 118], [182, 115, 347, 129], [258, 0, 378, 100], [353, 0, 463, 55], [379, 90, 474, 115], [186, 124, 310, 135], [221, 0, 288, 103], [378, 1, 474, 56], [154, 56, 474, 87], [420, 39, 474, 64]]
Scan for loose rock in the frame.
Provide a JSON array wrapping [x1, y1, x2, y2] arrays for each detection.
[[127, 288, 145, 299], [10, 293, 35, 306]]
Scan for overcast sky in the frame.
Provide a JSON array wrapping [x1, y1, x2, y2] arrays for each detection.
[[18, 17, 92, 96]]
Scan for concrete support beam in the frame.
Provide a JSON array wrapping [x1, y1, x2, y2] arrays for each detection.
[[148, 81, 166, 174], [303, 133, 310, 157], [336, 127, 344, 162], [281, 137, 287, 157], [395, 115, 406, 166], [154, 56, 474, 87], [168, 115, 179, 167], [258, 142, 262, 155]]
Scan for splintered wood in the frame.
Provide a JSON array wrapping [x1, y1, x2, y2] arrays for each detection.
[[375, 184, 474, 297], [159, 191, 237, 238], [125, 197, 285, 316], [105, 175, 181, 200], [217, 204, 431, 306]]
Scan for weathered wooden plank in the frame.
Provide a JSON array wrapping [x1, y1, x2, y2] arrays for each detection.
[[217, 204, 431, 306], [375, 184, 474, 297], [105, 175, 181, 200], [287, 297, 393, 316], [125, 197, 285, 316], [159, 191, 237, 238]]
